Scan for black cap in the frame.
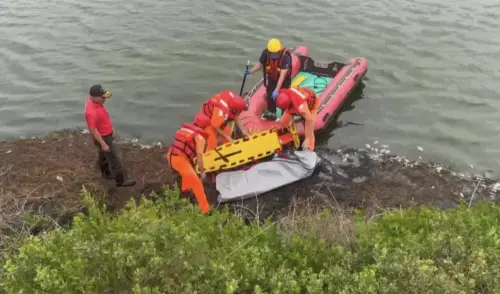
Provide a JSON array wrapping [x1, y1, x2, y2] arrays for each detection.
[[89, 84, 112, 98]]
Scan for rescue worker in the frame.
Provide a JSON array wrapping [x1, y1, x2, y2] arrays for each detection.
[[84, 84, 136, 187], [275, 87, 319, 151], [166, 113, 212, 214], [200, 89, 247, 151], [245, 38, 293, 120]]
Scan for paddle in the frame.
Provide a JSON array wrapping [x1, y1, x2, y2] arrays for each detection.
[[230, 60, 250, 137], [239, 60, 250, 96]]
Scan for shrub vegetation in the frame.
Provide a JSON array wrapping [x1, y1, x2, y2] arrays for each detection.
[[2, 187, 500, 293]]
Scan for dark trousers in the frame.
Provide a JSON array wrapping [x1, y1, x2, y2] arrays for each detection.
[[93, 133, 125, 184], [265, 76, 291, 113]]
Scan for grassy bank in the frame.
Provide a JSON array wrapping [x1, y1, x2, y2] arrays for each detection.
[[1, 187, 500, 293], [2, 128, 496, 234], [2, 129, 500, 292]]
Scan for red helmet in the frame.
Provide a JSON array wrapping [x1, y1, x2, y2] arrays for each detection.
[[229, 97, 247, 111], [193, 113, 211, 128], [228, 97, 247, 118], [276, 92, 291, 110]]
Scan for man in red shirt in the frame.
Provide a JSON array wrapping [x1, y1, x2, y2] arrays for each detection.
[[84, 84, 135, 187]]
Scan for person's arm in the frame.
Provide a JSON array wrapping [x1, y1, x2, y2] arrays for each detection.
[[195, 134, 206, 175], [249, 63, 262, 74], [216, 128, 232, 142], [275, 111, 293, 129], [298, 104, 315, 150], [211, 106, 233, 142], [249, 50, 267, 74], [91, 129, 108, 149], [235, 117, 250, 137], [86, 113, 108, 150], [275, 55, 291, 91]]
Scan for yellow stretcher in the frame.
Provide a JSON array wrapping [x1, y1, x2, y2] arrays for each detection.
[[195, 122, 300, 174]]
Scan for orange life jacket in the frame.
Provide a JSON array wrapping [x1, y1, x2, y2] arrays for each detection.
[[286, 87, 317, 115], [265, 48, 292, 82], [200, 90, 238, 128], [171, 123, 209, 162]]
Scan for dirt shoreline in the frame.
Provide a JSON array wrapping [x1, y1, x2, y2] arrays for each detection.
[[1, 129, 499, 233]]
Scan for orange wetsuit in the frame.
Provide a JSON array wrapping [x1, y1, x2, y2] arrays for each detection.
[[166, 123, 210, 214]]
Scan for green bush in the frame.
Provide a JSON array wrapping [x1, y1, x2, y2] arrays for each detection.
[[2, 187, 500, 293]]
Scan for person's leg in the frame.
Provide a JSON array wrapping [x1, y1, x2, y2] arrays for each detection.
[[262, 79, 278, 120], [220, 125, 232, 144], [266, 79, 277, 114], [167, 151, 210, 214], [181, 164, 210, 214], [102, 134, 121, 177], [103, 134, 135, 186], [94, 139, 111, 177]]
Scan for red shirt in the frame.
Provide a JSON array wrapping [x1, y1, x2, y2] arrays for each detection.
[[84, 97, 113, 136]]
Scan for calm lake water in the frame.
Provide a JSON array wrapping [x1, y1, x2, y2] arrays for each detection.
[[1, 0, 499, 172]]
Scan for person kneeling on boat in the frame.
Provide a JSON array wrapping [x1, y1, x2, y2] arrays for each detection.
[[245, 38, 292, 121], [275, 87, 319, 151], [166, 113, 212, 214], [200, 89, 247, 151]]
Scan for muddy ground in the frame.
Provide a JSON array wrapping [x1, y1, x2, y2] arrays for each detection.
[[1, 129, 499, 234]]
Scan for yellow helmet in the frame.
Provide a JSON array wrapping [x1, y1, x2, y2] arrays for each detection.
[[267, 38, 282, 53]]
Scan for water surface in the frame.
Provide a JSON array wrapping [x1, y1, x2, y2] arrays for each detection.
[[1, 0, 499, 172]]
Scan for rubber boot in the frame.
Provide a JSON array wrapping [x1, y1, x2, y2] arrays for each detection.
[[262, 111, 277, 121], [261, 94, 277, 121]]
